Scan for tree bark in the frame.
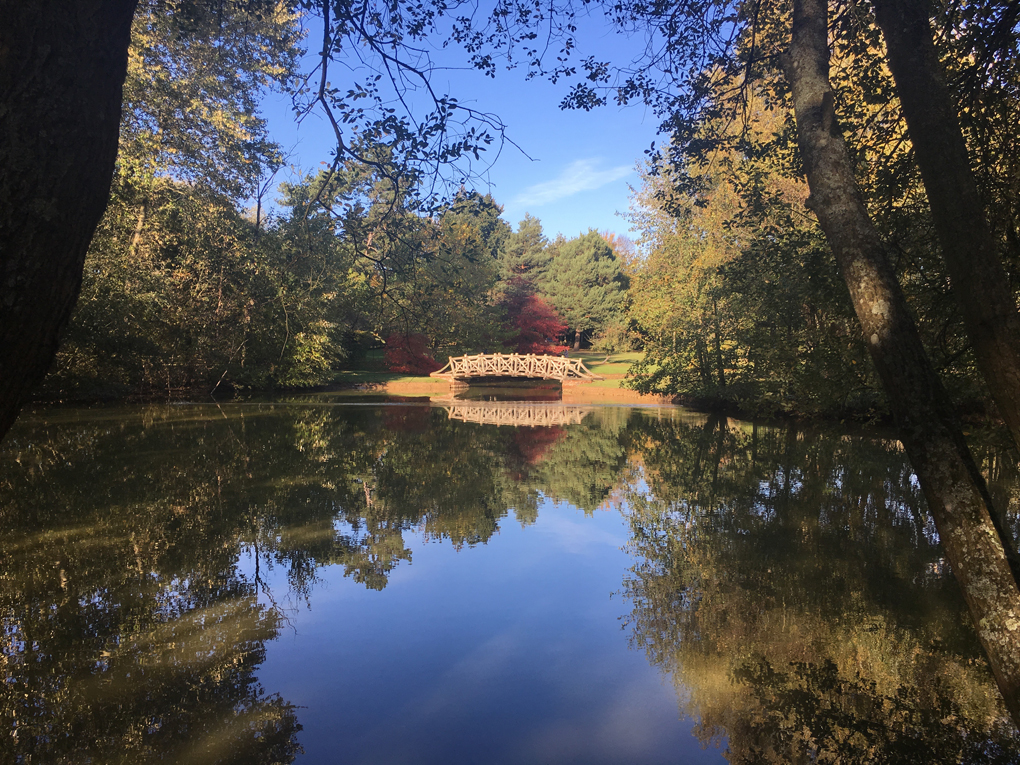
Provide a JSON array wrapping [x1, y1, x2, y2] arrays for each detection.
[[784, 0, 1020, 725], [127, 196, 149, 261], [870, 0, 1020, 452], [0, 0, 138, 439], [712, 296, 725, 389]]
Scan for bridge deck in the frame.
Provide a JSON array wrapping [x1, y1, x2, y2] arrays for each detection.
[[430, 353, 602, 382]]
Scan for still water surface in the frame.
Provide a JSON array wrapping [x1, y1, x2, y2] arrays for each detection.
[[2, 397, 1019, 763]]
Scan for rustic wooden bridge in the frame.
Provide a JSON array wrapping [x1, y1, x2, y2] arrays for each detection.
[[438, 401, 594, 427], [430, 353, 602, 383]]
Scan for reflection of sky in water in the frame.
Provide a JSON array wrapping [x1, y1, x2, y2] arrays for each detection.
[[6, 401, 1012, 762], [247, 499, 728, 764]]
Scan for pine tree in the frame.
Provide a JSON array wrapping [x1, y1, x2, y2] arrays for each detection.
[[498, 214, 550, 285], [541, 230, 628, 349]]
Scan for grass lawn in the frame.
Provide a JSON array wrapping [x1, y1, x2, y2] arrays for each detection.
[[571, 351, 643, 386]]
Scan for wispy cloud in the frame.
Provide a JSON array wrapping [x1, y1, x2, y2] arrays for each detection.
[[512, 158, 633, 207]]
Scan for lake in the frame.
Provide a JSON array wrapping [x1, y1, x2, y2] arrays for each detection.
[[2, 396, 1018, 763]]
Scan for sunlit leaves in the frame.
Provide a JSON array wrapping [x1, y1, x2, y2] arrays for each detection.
[[120, 0, 301, 199]]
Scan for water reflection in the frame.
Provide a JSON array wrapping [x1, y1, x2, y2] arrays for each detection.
[[1, 408, 303, 763], [1, 402, 1018, 762], [621, 414, 1020, 763], [437, 400, 594, 427]]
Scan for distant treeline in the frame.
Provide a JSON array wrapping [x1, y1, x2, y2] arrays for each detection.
[[42, 1, 630, 400], [47, 169, 631, 397]]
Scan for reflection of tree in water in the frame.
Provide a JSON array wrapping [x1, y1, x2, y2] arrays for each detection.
[[971, 433, 1020, 553], [3, 579, 299, 764], [9, 403, 1013, 761], [511, 425, 565, 473], [0, 408, 303, 763], [620, 414, 1020, 762], [528, 407, 631, 513], [0, 402, 638, 761]]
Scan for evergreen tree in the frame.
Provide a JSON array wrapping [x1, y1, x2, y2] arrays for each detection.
[[444, 191, 512, 262], [498, 214, 550, 285], [541, 230, 628, 349]]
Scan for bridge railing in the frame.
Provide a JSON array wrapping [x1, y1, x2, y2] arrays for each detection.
[[430, 353, 602, 382], [438, 401, 595, 427]]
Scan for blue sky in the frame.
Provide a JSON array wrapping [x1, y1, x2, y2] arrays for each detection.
[[260, 12, 662, 240]]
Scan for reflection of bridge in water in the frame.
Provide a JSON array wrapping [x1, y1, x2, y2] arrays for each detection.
[[430, 353, 601, 382], [437, 401, 594, 427]]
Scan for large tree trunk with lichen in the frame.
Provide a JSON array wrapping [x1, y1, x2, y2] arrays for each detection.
[[871, 0, 1020, 452], [785, 0, 1020, 725], [0, 0, 137, 440]]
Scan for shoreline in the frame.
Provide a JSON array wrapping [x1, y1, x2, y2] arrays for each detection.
[[373, 376, 675, 406], [27, 375, 998, 431]]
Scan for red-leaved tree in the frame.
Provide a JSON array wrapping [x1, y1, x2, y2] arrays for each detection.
[[499, 279, 568, 354], [383, 333, 442, 375]]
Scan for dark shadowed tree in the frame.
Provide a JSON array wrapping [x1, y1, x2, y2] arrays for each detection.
[[870, 0, 1020, 452], [0, 0, 139, 437]]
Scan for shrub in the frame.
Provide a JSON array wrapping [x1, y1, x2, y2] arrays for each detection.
[[383, 333, 442, 374]]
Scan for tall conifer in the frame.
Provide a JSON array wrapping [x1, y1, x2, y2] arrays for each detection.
[[542, 230, 628, 349]]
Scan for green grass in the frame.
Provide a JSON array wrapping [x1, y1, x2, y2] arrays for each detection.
[[573, 351, 643, 377], [558, 351, 644, 388], [583, 377, 627, 389]]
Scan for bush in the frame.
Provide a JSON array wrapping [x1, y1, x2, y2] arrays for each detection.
[[498, 279, 569, 355], [591, 322, 635, 361], [383, 333, 442, 374]]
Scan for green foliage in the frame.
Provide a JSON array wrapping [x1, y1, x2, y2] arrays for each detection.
[[43, 0, 372, 397], [446, 191, 512, 261], [590, 320, 635, 361], [498, 213, 551, 285], [119, 0, 300, 198], [612, 0, 1020, 422], [625, 96, 902, 415], [541, 230, 629, 348], [356, 190, 506, 360], [49, 170, 371, 396]]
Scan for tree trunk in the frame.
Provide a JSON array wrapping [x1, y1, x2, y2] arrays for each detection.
[[712, 296, 725, 389], [0, 0, 138, 439], [784, 0, 1020, 725], [871, 0, 1020, 452], [127, 196, 149, 261]]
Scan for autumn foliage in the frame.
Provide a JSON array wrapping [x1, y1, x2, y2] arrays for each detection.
[[384, 333, 442, 374], [499, 279, 568, 355], [513, 426, 565, 466]]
